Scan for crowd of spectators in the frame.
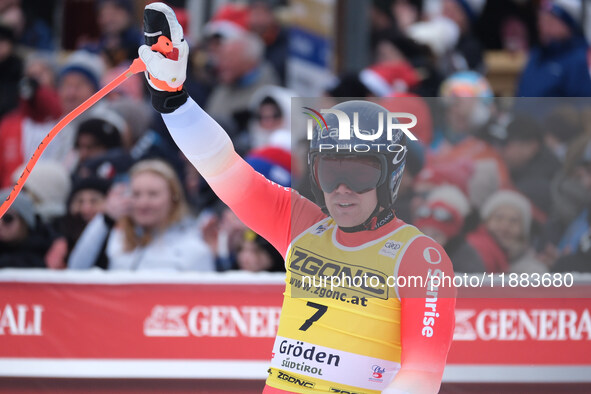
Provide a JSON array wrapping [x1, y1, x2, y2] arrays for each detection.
[[0, 0, 590, 275]]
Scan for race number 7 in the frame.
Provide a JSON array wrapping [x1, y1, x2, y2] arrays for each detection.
[[299, 302, 327, 331]]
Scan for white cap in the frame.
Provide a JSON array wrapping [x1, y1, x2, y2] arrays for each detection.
[[406, 16, 460, 56], [481, 190, 532, 237]]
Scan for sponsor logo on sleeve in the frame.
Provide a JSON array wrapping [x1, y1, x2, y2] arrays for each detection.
[[423, 247, 442, 265]]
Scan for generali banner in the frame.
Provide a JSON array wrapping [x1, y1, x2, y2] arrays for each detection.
[[0, 270, 589, 382]]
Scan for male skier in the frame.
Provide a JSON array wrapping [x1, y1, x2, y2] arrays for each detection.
[[139, 3, 455, 393]]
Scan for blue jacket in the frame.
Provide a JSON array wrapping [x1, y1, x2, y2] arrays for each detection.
[[517, 36, 591, 97]]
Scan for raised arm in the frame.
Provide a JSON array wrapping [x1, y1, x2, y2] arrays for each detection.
[[138, 3, 322, 257], [162, 97, 299, 255]]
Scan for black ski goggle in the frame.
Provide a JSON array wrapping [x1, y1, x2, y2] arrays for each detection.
[[314, 156, 383, 194]]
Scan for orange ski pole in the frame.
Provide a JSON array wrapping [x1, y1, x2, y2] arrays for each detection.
[[0, 57, 146, 219]]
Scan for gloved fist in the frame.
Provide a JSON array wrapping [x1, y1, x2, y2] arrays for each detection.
[[139, 2, 189, 113]]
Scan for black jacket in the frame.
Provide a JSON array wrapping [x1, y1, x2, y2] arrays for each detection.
[[0, 229, 53, 268]]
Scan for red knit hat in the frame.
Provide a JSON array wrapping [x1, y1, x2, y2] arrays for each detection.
[[415, 185, 470, 239], [359, 61, 420, 97], [415, 159, 474, 196], [203, 4, 250, 38], [248, 146, 291, 173], [415, 201, 464, 239]]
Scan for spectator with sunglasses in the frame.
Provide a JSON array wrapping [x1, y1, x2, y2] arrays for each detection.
[[138, 4, 455, 393], [0, 188, 56, 269], [415, 185, 485, 273]]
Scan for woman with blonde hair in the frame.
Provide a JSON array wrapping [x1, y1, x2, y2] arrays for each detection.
[[69, 159, 214, 271]]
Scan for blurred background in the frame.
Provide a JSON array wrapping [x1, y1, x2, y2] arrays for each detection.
[[1, 1, 591, 392], [1, 0, 590, 276]]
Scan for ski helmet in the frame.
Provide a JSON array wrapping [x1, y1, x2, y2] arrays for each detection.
[[308, 100, 408, 213]]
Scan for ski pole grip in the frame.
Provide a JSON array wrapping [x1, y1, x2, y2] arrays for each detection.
[[151, 35, 173, 56]]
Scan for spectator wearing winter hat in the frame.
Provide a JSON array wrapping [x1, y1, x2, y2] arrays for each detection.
[[245, 125, 292, 189], [517, 0, 591, 97], [73, 148, 135, 182], [70, 105, 135, 182], [74, 117, 123, 164], [414, 158, 473, 201], [246, 154, 291, 188], [68, 177, 111, 223], [200, 3, 251, 100], [501, 115, 560, 218], [327, 61, 421, 99], [51, 177, 112, 267], [58, 52, 108, 166], [0, 50, 62, 188], [11, 161, 71, 224], [372, 28, 443, 97], [0, 188, 56, 269], [414, 155, 503, 217], [58, 51, 105, 114], [406, 14, 460, 74], [436, 70, 495, 147], [415, 185, 485, 272], [203, 3, 251, 40], [0, 51, 106, 188], [468, 190, 547, 274], [359, 61, 421, 97], [411, 157, 493, 233], [430, 71, 512, 190], [247, 85, 295, 151]]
